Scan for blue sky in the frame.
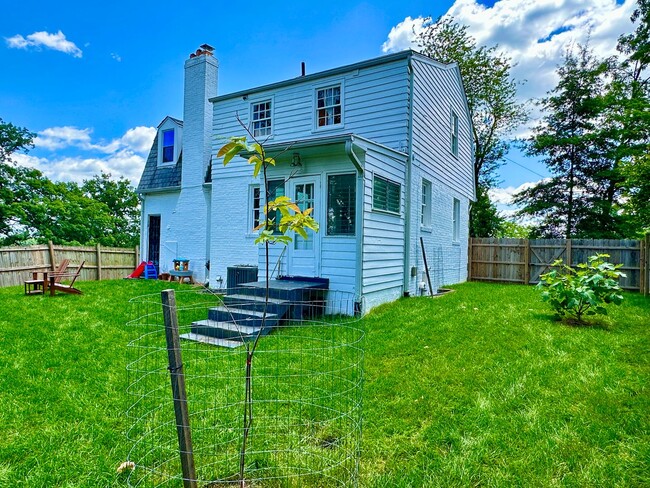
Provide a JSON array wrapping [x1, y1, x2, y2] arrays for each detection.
[[1, 0, 639, 215]]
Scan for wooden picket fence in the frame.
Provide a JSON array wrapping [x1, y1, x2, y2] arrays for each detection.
[[0, 241, 140, 288], [468, 236, 650, 295]]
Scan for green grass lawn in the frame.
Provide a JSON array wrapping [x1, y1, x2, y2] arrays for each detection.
[[0, 280, 647, 486]]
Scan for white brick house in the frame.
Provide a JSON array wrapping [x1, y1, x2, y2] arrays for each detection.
[[137, 45, 474, 312]]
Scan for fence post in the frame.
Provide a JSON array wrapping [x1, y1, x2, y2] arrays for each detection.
[[48, 241, 56, 270], [96, 244, 102, 281], [135, 245, 140, 267], [467, 238, 473, 282], [641, 233, 650, 297], [161, 290, 198, 488], [524, 239, 530, 285], [566, 239, 572, 266]]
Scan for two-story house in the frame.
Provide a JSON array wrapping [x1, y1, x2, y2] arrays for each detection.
[[137, 45, 474, 312]]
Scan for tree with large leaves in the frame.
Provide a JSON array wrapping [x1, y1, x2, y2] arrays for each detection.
[[417, 17, 527, 235]]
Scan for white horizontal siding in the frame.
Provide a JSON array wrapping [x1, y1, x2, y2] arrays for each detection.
[[411, 59, 474, 201], [361, 147, 407, 303], [212, 58, 410, 155]]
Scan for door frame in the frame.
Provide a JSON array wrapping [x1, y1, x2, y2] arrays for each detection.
[[286, 176, 321, 277]]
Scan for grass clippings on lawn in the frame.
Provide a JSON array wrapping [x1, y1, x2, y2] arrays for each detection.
[[0, 280, 647, 486]]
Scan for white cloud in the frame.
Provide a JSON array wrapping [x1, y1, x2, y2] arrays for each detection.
[[489, 180, 541, 206], [382, 1, 637, 105], [25, 125, 156, 185], [381, 16, 429, 53], [111, 52, 122, 62], [5, 30, 83, 58]]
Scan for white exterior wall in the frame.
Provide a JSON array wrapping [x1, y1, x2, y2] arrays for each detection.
[[404, 57, 474, 295], [171, 54, 218, 282], [210, 147, 359, 295], [361, 145, 408, 311], [212, 58, 410, 154], [140, 192, 180, 275]]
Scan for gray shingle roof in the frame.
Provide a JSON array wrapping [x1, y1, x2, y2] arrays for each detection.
[[136, 133, 182, 193]]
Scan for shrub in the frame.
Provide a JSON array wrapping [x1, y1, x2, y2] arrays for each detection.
[[537, 253, 626, 323]]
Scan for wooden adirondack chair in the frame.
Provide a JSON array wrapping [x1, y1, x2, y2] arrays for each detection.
[[48, 261, 85, 296], [24, 259, 70, 295]]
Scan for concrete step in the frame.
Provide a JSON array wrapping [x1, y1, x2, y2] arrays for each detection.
[[179, 332, 244, 349], [222, 294, 290, 314], [208, 305, 279, 327], [191, 319, 271, 340]]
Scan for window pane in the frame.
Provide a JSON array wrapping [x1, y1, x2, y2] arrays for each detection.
[[327, 174, 356, 235], [294, 183, 314, 249], [267, 179, 285, 233], [163, 129, 174, 146], [316, 85, 341, 127]]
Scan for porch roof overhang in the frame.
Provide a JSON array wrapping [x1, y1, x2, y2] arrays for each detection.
[[252, 133, 408, 174]]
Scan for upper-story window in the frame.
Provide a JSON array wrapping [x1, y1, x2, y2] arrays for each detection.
[[451, 111, 459, 157], [252, 100, 272, 137], [316, 85, 342, 127], [162, 129, 175, 163]]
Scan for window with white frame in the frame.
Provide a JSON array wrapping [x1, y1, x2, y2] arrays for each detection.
[[316, 85, 342, 127], [250, 185, 261, 231], [452, 197, 460, 242], [421, 179, 432, 227], [267, 179, 285, 233], [251, 100, 272, 137], [162, 129, 175, 163], [451, 111, 459, 157], [327, 174, 356, 235], [373, 174, 400, 214]]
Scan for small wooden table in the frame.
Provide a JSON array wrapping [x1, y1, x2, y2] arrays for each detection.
[[25, 271, 49, 295], [168, 270, 194, 284]]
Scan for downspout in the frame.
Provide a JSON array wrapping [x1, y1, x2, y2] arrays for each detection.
[[402, 57, 415, 297], [346, 138, 365, 312]]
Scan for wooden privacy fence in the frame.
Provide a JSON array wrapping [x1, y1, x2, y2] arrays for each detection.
[[468, 236, 650, 295], [0, 241, 140, 288]]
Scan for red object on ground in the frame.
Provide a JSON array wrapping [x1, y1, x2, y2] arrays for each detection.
[[128, 261, 147, 279]]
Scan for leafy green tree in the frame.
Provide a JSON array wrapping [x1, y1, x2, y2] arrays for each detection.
[[514, 45, 630, 238], [81, 173, 140, 247], [469, 187, 503, 237], [417, 17, 527, 234], [0, 118, 35, 164], [614, 0, 650, 235]]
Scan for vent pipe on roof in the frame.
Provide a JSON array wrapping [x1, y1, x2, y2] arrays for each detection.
[[301, 62, 306, 76]]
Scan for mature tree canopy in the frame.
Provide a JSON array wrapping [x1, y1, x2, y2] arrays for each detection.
[[0, 119, 140, 247], [417, 17, 527, 190], [0, 118, 35, 164], [417, 17, 527, 236], [515, 45, 620, 238]]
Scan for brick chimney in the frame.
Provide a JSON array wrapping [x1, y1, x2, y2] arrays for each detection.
[[182, 44, 218, 187]]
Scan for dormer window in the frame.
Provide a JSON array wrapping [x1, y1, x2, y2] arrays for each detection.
[[162, 129, 175, 163], [156, 117, 182, 166]]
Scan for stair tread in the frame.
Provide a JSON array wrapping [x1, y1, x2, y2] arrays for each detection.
[[210, 305, 279, 318], [193, 319, 267, 334], [224, 294, 289, 305], [180, 333, 244, 348]]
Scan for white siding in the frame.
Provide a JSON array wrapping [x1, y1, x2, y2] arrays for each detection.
[[212, 58, 411, 153], [410, 58, 474, 200], [361, 147, 408, 310]]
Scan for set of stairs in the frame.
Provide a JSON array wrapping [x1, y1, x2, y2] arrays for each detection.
[[180, 278, 328, 348]]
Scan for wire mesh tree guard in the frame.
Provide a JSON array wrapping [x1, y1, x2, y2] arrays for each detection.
[[126, 287, 364, 487]]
